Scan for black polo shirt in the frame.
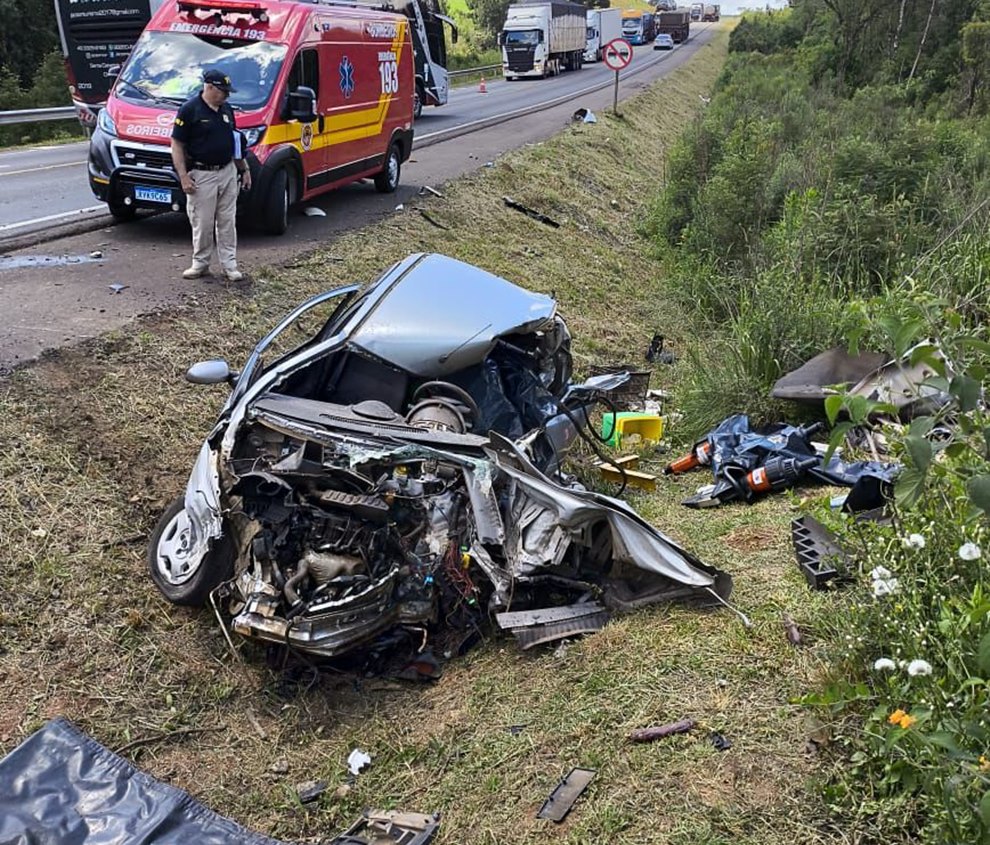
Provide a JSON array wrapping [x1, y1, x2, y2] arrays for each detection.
[[172, 94, 237, 167]]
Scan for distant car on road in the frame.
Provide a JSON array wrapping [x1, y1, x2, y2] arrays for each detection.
[[653, 33, 675, 50]]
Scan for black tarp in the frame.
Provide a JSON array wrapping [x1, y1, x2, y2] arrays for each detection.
[[0, 719, 290, 845]]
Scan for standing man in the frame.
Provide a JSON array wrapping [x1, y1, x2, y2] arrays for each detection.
[[171, 69, 251, 282]]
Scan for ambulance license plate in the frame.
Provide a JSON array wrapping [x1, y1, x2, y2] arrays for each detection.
[[134, 186, 171, 204]]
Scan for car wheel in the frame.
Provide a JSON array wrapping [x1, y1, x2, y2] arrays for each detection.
[[413, 83, 424, 120], [374, 142, 401, 193], [147, 496, 234, 606], [108, 199, 136, 221], [263, 167, 290, 235]]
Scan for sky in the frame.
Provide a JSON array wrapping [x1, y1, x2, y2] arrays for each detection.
[[719, 1, 790, 13]]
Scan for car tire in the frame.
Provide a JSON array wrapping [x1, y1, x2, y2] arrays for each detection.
[[147, 496, 235, 606], [374, 142, 401, 193], [263, 167, 290, 235], [108, 199, 136, 221], [413, 83, 424, 120]]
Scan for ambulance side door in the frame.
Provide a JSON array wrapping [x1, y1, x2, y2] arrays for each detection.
[[284, 46, 327, 192], [322, 17, 394, 178]]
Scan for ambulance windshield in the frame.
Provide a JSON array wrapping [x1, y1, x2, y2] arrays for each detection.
[[117, 31, 287, 111]]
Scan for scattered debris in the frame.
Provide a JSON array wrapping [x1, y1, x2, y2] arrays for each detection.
[[108, 283, 128, 294], [506, 724, 527, 735], [645, 333, 675, 365], [628, 718, 695, 743], [396, 649, 442, 681], [502, 196, 560, 227], [89, 250, 103, 259], [710, 731, 732, 752], [791, 515, 850, 589], [782, 613, 803, 647], [295, 780, 328, 803], [772, 346, 887, 403], [326, 810, 440, 844], [0, 254, 103, 270], [347, 748, 372, 776], [302, 206, 326, 217], [537, 767, 596, 822], [497, 603, 609, 649], [587, 364, 652, 410], [418, 210, 449, 230], [394, 203, 405, 211], [417, 185, 443, 198], [571, 107, 597, 123], [595, 454, 657, 491], [484, 161, 494, 167]]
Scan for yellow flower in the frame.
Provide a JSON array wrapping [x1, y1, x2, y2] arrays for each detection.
[[898, 714, 917, 729], [888, 709, 907, 725], [980, 755, 990, 772]]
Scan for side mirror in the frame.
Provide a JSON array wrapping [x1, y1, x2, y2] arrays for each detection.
[[537, 31, 545, 43], [288, 85, 316, 123], [497, 32, 504, 46], [186, 359, 238, 386]]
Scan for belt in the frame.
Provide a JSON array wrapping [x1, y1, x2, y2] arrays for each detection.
[[190, 161, 230, 171]]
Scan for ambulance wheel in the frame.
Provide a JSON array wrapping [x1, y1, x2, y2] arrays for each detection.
[[374, 143, 401, 193], [413, 84, 424, 120], [108, 199, 136, 221], [263, 167, 290, 235]]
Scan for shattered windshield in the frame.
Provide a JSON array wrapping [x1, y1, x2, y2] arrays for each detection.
[[117, 31, 287, 111]]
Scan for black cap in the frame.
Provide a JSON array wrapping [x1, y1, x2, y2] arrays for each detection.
[[203, 69, 236, 93]]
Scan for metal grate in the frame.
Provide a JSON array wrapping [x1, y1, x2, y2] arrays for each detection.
[[112, 142, 174, 170]]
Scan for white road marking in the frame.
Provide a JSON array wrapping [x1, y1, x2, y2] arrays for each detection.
[[0, 160, 87, 178], [0, 204, 107, 233]]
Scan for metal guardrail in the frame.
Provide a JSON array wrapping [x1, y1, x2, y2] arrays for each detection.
[[0, 63, 502, 125], [448, 63, 501, 79], [0, 106, 76, 126]]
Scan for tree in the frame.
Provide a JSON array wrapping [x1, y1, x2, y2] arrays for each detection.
[[818, 0, 901, 88], [0, 0, 59, 86], [962, 20, 990, 112], [466, 0, 513, 43]]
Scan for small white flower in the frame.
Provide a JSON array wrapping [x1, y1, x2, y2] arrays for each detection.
[[870, 566, 893, 581], [873, 658, 897, 672], [903, 533, 926, 550], [958, 542, 982, 561], [872, 578, 900, 598], [907, 659, 933, 677]]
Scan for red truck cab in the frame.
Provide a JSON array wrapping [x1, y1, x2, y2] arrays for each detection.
[[87, 0, 414, 233]]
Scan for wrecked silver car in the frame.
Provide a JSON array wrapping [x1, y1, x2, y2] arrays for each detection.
[[149, 254, 731, 658]]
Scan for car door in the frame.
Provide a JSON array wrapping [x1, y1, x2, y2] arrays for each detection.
[[284, 45, 328, 193]]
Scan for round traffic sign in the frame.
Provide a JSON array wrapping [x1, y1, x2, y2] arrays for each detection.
[[603, 38, 633, 71]]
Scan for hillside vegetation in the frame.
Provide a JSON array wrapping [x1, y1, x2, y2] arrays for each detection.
[[647, 2, 990, 841]]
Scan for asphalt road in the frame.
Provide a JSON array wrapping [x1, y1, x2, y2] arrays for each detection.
[[0, 26, 716, 372]]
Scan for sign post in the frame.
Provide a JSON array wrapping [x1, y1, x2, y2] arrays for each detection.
[[602, 38, 633, 115]]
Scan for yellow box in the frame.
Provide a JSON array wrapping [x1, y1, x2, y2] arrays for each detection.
[[601, 412, 664, 447]]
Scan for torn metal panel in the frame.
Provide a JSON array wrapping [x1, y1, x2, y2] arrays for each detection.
[[537, 767, 596, 822], [497, 602, 609, 649], [328, 809, 440, 845]]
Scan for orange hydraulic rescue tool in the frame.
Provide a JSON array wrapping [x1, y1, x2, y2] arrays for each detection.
[[663, 440, 713, 475]]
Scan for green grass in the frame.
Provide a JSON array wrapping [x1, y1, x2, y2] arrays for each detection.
[[0, 22, 842, 844]]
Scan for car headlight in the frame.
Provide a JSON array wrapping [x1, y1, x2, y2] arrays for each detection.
[[97, 108, 117, 137], [242, 125, 266, 147]]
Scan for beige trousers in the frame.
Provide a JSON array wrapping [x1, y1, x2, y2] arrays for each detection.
[[186, 162, 238, 272]]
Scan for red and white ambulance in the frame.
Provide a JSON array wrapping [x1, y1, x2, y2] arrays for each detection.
[[87, 0, 414, 233]]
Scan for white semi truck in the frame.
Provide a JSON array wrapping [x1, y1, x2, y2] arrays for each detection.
[[584, 7, 622, 63], [500, 1, 586, 79]]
